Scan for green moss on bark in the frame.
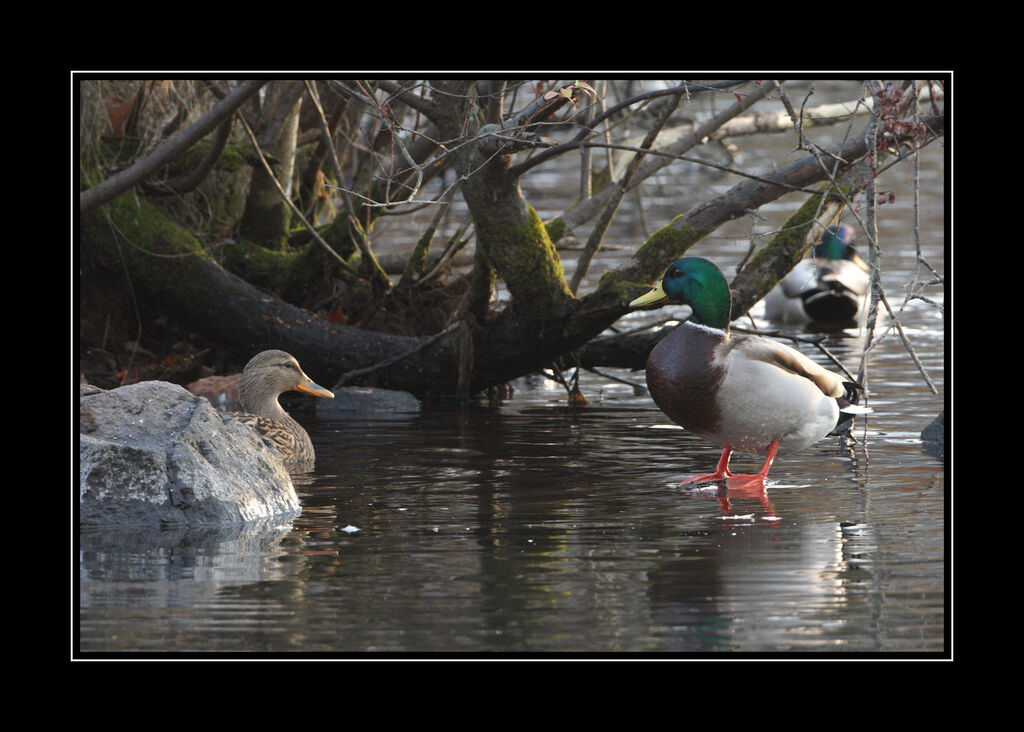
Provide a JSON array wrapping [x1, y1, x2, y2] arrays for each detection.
[[82, 190, 210, 268], [475, 204, 572, 313], [593, 215, 711, 305], [729, 189, 847, 318], [544, 216, 566, 245]]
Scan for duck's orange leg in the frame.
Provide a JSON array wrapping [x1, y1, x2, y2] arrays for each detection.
[[724, 440, 779, 491], [680, 445, 734, 486]]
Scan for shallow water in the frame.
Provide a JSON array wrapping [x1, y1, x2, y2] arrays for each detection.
[[78, 316, 945, 654], [77, 81, 947, 656]]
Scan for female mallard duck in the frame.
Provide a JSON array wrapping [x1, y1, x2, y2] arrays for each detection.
[[763, 224, 870, 325], [630, 257, 868, 489], [231, 350, 334, 472]]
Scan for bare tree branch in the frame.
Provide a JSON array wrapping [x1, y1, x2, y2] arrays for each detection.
[[559, 81, 778, 236], [142, 116, 233, 196], [80, 80, 266, 213], [237, 112, 356, 276]]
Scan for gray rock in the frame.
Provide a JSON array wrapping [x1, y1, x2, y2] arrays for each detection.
[[920, 410, 944, 460], [79, 381, 300, 527]]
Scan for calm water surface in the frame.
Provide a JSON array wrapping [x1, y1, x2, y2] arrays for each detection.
[[78, 314, 945, 654], [77, 81, 947, 656]]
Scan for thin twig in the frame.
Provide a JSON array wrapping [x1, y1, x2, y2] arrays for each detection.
[[508, 80, 748, 178], [412, 208, 472, 289], [856, 82, 884, 393], [608, 315, 678, 337], [569, 90, 685, 294], [852, 81, 939, 396], [237, 113, 356, 275], [303, 81, 389, 287], [331, 320, 461, 389], [582, 365, 647, 391], [397, 182, 461, 289], [871, 288, 939, 393]]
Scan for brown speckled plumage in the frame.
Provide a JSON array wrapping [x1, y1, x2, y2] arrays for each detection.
[[229, 350, 334, 472]]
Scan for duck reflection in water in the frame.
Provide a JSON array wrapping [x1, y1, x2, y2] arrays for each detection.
[[681, 480, 780, 523]]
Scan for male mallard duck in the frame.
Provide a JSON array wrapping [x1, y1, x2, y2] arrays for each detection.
[[630, 257, 868, 489], [230, 350, 334, 472], [763, 224, 869, 325]]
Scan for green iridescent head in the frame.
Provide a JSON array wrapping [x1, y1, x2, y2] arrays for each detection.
[[630, 257, 732, 329], [814, 224, 855, 261]]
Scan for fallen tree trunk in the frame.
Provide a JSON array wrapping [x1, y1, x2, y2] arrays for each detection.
[[80, 108, 943, 399], [81, 193, 438, 389]]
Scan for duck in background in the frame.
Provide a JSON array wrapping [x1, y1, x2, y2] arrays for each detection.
[[630, 257, 869, 490], [763, 224, 870, 326]]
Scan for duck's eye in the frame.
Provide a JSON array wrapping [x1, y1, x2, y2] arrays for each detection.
[[668, 266, 682, 278]]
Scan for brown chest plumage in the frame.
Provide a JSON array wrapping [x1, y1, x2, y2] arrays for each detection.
[[231, 412, 314, 471], [645, 323, 725, 438]]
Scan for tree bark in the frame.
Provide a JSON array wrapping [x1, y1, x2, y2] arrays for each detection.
[[433, 80, 580, 319], [81, 191, 433, 386], [238, 81, 305, 249]]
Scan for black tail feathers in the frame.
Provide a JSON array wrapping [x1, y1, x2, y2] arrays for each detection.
[[831, 381, 870, 436]]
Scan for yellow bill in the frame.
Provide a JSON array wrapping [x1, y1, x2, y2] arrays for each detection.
[[295, 374, 335, 399], [629, 282, 669, 308]]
